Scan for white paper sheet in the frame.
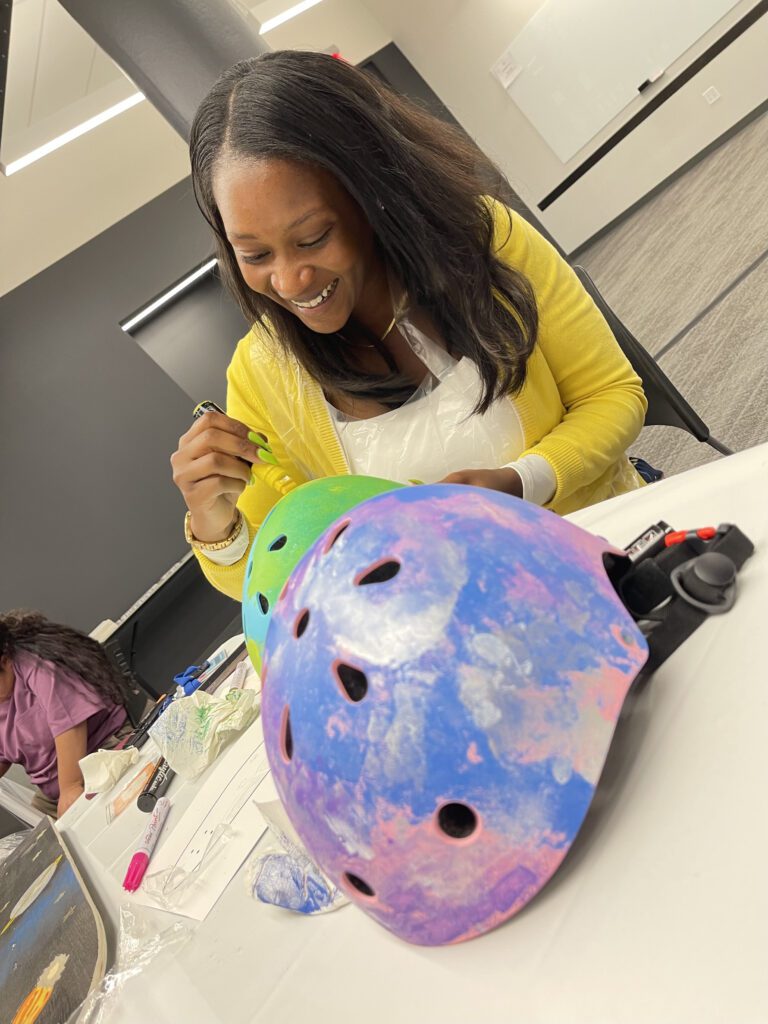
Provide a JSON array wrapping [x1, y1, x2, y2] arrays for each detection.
[[117, 723, 271, 920]]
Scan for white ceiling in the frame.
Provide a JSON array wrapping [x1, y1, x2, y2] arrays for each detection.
[[2, 0, 137, 164], [1, 0, 387, 165]]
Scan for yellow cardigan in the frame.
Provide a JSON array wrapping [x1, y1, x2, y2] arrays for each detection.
[[195, 202, 646, 600]]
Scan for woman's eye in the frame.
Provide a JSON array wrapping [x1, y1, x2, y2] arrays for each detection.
[[299, 227, 332, 249], [241, 252, 269, 265]]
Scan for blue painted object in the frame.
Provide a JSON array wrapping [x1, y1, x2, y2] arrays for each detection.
[[261, 484, 649, 945]]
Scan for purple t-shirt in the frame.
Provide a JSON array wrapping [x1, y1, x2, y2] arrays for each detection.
[[0, 651, 127, 799]]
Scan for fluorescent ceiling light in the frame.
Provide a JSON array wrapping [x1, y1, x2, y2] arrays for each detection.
[[259, 0, 324, 34], [121, 258, 219, 333], [3, 92, 145, 176]]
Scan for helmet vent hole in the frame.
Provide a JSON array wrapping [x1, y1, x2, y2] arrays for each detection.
[[257, 592, 269, 614], [344, 872, 375, 898], [246, 560, 253, 582], [438, 803, 477, 839], [324, 520, 350, 553], [335, 663, 368, 702], [294, 609, 310, 638], [269, 534, 287, 552], [356, 559, 400, 586], [280, 706, 293, 763]]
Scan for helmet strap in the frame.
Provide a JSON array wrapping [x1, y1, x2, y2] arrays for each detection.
[[607, 522, 754, 674]]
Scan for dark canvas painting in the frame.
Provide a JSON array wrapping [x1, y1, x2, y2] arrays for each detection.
[[0, 818, 105, 1024]]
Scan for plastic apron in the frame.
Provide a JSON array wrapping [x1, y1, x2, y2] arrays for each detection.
[[327, 317, 525, 485]]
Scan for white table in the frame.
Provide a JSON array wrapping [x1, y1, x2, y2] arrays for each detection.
[[59, 444, 768, 1024]]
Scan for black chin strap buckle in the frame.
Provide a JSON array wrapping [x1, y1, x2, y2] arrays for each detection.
[[614, 520, 754, 673], [669, 552, 738, 615]]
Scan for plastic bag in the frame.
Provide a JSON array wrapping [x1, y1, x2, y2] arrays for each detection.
[[66, 905, 192, 1024], [0, 829, 26, 865], [245, 800, 347, 916], [141, 822, 235, 913]]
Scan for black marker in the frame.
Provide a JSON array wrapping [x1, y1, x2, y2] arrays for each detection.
[[193, 399, 225, 420], [137, 758, 176, 813], [193, 399, 276, 464]]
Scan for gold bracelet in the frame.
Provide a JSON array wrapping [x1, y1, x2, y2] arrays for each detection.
[[184, 509, 244, 551]]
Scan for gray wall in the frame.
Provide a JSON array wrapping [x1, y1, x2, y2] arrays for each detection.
[[131, 270, 247, 408], [0, 179, 239, 631]]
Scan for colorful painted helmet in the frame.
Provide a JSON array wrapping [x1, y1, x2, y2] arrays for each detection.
[[261, 485, 649, 945], [242, 475, 402, 672]]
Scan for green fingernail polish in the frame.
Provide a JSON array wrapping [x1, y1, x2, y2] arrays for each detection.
[[407, 478, 424, 485], [259, 451, 279, 466], [248, 430, 270, 448]]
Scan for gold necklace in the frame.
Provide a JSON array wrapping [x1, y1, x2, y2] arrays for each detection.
[[379, 316, 396, 342], [338, 315, 396, 350]]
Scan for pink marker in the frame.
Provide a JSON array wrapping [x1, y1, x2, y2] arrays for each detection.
[[122, 797, 171, 892]]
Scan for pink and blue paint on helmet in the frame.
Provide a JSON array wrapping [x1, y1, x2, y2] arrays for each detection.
[[261, 484, 649, 946]]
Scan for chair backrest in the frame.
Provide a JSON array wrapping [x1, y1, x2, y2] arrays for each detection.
[[100, 635, 153, 727], [572, 265, 710, 443]]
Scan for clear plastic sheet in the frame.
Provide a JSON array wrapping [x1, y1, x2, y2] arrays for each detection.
[[245, 800, 348, 916], [0, 829, 26, 864], [66, 905, 192, 1024], [141, 822, 236, 912]]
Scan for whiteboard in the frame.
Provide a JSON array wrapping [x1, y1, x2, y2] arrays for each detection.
[[496, 0, 742, 162]]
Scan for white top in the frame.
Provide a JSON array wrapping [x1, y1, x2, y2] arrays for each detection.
[[327, 321, 557, 502]]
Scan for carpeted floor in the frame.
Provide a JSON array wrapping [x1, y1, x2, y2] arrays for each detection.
[[577, 108, 768, 479]]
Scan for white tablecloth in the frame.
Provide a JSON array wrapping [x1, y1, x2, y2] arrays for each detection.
[[59, 443, 768, 1024]]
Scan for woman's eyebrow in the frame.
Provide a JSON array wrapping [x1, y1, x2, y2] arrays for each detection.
[[231, 207, 328, 241]]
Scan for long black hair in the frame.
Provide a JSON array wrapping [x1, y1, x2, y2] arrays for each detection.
[[0, 611, 129, 706], [190, 50, 538, 414]]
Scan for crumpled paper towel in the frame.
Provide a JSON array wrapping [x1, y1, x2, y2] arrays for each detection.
[[148, 689, 260, 779], [79, 746, 140, 793]]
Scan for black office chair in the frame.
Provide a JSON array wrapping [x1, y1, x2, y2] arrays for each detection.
[[573, 266, 733, 456]]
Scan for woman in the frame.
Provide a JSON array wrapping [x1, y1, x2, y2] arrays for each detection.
[[171, 51, 646, 602], [0, 612, 132, 818]]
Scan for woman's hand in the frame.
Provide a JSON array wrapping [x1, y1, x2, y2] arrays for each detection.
[[171, 410, 269, 543], [439, 467, 523, 497]]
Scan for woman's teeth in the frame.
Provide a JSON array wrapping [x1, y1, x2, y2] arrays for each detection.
[[291, 278, 339, 310]]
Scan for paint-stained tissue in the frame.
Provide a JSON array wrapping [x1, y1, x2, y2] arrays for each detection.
[[149, 689, 260, 779]]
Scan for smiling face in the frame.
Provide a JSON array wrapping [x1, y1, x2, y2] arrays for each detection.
[[213, 156, 390, 336]]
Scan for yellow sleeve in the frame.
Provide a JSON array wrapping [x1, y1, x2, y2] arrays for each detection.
[[493, 203, 647, 503], [192, 331, 294, 602]]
